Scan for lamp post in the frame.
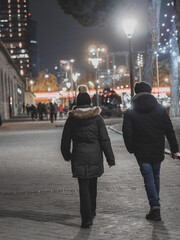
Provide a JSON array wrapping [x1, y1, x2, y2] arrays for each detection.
[[29, 80, 34, 92], [122, 18, 137, 98], [66, 82, 71, 108], [137, 54, 143, 82], [88, 57, 102, 106], [113, 65, 116, 90], [72, 72, 80, 99]]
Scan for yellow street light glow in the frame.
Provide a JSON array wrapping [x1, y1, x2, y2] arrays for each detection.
[[122, 18, 137, 38]]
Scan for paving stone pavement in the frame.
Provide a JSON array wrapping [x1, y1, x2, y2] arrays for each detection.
[[0, 120, 180, 240]]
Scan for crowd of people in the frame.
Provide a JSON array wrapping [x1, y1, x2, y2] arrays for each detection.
[[26, 102, 66, 123]]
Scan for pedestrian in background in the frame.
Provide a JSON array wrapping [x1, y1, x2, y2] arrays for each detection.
[[49, 102, 55, 123], [122, 81, 179, 221], [61, 85, 115, 228], [54, 102, 58, 120], [58, 104, 64, 118]]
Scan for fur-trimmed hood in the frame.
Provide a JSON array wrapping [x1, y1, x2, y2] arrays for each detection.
[[131, 92, 158, 113], [68, 106, 101, 119]]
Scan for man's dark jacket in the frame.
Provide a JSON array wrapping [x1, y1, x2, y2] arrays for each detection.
[[122, 92, 179, 163], [61, 105, 115, 178]]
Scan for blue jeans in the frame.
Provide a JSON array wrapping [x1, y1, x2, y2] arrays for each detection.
[[137, 161, 161, 209]]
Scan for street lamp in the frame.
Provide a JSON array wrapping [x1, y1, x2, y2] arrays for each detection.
[[113, 66, 116, 90], [29, 80, 34, 92], [154, 51, 160, 97], [66, 82, 71, 108], [72, 72, 80, 98], [88, 57, 102, 106], [122, 18, 137, 98], [137, 54, 143, 82]]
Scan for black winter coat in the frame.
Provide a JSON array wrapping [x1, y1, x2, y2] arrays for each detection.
[[61, 105, 115, 178], [122, 93, 179, 163]]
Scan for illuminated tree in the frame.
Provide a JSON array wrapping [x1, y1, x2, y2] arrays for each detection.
[[34, 69, 59, 92]]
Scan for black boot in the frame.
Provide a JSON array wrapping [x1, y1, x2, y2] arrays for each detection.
[[146, 209, 161, 221], [80, 220, 92, 228]]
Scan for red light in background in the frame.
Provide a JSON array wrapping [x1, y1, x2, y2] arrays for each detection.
[[28, 13, 31, 16]]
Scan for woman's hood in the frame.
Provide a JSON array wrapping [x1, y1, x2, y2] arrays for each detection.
[[68, 106, 101, 119]]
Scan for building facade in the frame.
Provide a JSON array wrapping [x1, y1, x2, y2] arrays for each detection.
[[0, 40, 25, 120], [0, 0, 31, 79]]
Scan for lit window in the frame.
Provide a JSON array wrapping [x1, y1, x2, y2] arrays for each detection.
[[18, 14, 20, 18], [27, 64, 29, 67], [19, 42, 22, 48], [9, 29, 12, 32], [10, 33, 13, 37], [0, 34, 1, 37], [8, 10, 11, 13], [18, 33, 22, 37], [9, 14, 11, 18], [18, 9, 20, 13], [18, 28, 21, 32], [21, 49, 25, 53], [8, 0, 11, 3], [17, 0, 20, 2], [20, 60, 23, 63], [17, 4, 20, 8], [10, 50, 13, 54], [20, 70, 24, 76], [20, 65, 23, 69], [9, 23, 12, 27], [18, 23, 21, 26], [27, 59, 29, 62], [10, 43, 13, 48]]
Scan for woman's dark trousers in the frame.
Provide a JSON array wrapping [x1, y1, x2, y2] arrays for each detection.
[[78, 178, 97, 223]]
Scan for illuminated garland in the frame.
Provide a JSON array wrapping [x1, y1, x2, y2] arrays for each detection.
[[155, 0, 178, 56]]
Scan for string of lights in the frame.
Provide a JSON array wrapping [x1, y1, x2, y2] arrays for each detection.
[[155, 0, 179, 57]]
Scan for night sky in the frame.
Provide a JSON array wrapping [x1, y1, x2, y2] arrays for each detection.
[[29, 0, 148, 74]]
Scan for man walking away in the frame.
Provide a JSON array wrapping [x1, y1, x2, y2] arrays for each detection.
[[122, 81, 179, 221]]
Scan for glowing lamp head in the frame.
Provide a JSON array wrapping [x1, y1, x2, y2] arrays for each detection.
[[88, 58, 102, 69], [122, 18, 137, 38]]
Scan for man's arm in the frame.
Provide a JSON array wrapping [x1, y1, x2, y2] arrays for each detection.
[[163, 110, 179, 157]]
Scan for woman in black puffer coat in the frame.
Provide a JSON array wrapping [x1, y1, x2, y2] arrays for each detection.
[[61, 86, 115, 228]]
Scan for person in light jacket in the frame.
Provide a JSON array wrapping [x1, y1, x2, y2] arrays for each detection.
[[61, 86, 115, 228], [122, 82, 179, 221]]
